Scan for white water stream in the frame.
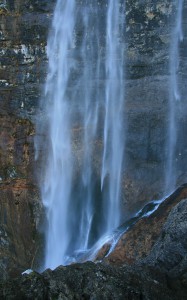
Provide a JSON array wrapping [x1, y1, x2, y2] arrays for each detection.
[[40, 0, 125, 270], [34, 0, 186, 272], [165, 0, 183, 193]]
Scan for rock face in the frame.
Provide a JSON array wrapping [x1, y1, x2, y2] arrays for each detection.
[[0, 0, 187, 279], [0, 0, 52, 277], [144, 198, 187, 278], [0, 1, 53, 119], [123, 0, 187, 214], [0, 261, 187, 300], [103, 184, 187, 265], [0, 114, 43, 278]]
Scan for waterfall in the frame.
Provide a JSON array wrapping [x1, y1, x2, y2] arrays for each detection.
[[39, 0, 125, 270], [165, 0, 183, 193], [101, 0, 124, 232], [42, 0, 75, 270]]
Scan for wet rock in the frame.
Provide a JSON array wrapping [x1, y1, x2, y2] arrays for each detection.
[[103, 184, 187, 265]]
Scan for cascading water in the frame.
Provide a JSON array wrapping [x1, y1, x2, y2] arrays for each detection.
[[101, 0, 125, 233], [39, 0, 125, 270], [165, 0, 183, 193], [42, 0, 75, 270]]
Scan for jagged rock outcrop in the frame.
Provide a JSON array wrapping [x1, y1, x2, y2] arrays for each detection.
[[99, 184, 187, 265], [0, 261, 187, 300]]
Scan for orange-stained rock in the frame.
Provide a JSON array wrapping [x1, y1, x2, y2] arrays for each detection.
[[0, 179, 41, 277], [94, 243, 111, 262], [0, 114, 42, 278], [102, 184, 187, 266]]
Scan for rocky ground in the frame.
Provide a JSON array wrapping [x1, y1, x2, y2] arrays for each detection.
[[0, 185, 187, 299], [1, 261, 186, 300]]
